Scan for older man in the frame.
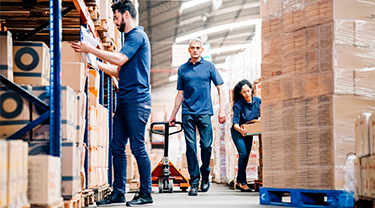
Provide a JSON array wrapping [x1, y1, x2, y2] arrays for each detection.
[[168, 38, 226, 196]]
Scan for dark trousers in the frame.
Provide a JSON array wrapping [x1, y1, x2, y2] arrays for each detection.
[[111, 101, 152, 194], [182, 114, 213, 185], [231, 127, 253, 184]]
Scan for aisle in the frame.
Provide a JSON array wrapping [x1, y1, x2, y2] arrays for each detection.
[[123, 182, 274, 208]]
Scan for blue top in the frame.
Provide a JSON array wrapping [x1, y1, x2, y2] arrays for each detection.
[[177, 57, 224, 115], [233, 96, 261, 126], [118, 26, 151, 104]]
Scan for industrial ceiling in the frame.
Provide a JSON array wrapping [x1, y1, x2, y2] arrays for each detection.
[[138, 0, 260, 88]]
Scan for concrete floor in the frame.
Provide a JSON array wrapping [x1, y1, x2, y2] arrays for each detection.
[[121, 182, 275, 208]]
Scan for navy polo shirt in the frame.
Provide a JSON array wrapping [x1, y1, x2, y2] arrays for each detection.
[[233, 96, 261, 126], [177, 57, 224, 115], [118, 26, 151, 104]]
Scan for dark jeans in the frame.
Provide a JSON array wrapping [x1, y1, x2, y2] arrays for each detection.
[[231, 127, 253, 184], [111, 101, 152, 194], [182, 114, 213, 185]]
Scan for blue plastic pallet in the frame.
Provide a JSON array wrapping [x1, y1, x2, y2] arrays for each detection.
[[259, 187, 354, 208]]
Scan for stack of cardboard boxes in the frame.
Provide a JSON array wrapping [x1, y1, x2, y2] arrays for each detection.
[[0, 140, 30, 208], [88, 103, 110, 188], [0, 30, 105, 204], [355, 112, 375, 198], [260, 0, 375, 189]]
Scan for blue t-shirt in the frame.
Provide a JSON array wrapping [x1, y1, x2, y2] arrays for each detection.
[[177, 57, 224, 115], [118, 26, 151, 104], [233, 96, 261, 126]]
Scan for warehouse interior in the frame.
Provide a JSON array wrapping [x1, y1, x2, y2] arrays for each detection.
[[0, 0, 375, 208]]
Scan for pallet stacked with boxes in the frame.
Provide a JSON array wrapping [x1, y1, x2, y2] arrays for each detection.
[[0, 140, 31, 208], [355, 112, 375, 206], [0, 30, 67, 207], [260, 0, 375, 194]]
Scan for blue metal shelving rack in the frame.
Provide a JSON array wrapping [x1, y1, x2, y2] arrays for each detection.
[[49, 0, 62, 157], [1, 0, 115, 190]]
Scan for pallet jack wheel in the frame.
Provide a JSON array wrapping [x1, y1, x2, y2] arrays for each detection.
[[168, 179, 173, 193], [158, 179, 163, 193]]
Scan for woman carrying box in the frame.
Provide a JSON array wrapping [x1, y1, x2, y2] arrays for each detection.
[[231, 79, 261, 192]]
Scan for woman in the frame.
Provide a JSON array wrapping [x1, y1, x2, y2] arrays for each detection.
[[231, 79, 261, 192]]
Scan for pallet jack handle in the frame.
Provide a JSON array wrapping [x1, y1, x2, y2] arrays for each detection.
[[150, 121, 183, 157]]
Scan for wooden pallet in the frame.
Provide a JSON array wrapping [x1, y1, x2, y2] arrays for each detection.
[[259, 187, 354, 208], [31, 198, 64, 208], [64, 193, 82, 208], [81, 189, 94, 207], [93, 184, 111, 202]]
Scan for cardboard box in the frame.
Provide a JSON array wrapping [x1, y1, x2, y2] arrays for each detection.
[[89, 106, 98, 127], [77, 91, 87, 120], [28, 155, 61, 205], [88, 166, 98, 188], [0, 140, 7, 208], [0, 31, 13, 82], [89, 88, 99, 108], [61, 141, 81, 199], [7, 140, 22, 208], [21, 142, 28, 207], [13, 42, 50, 86], [354, 68, 375, 97], [62, 62, 86, 93], [30, 86, 77, 142], [242, 121, 262, 136], [61, 41, 86, 63], [370, 114, 375, 155], [89, 69, 100, 91], [354, 157, 362, 196], [356, 113, 372, 157], [89, 144, 98, 167], [0, 85, 32, 139]]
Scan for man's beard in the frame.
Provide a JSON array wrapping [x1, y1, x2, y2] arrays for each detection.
[[118, 19, 126, 32]]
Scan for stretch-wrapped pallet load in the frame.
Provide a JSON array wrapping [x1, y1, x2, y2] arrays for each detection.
[[260, 0, 375, 190], [3, 140, 29, 208]]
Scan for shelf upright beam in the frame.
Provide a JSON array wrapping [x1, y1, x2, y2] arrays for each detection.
[[99, 70, 104, 105], [72, 0, 98, 40], [107, 76, 113, 186], [80, 23, 90, 189], [49, 0, 62, 157]]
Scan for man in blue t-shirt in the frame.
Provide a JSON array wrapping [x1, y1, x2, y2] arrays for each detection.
[[168, 38, 226, 196], [71, 1, 152, 206]]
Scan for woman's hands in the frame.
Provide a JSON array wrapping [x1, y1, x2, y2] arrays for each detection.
[[239, 126, 247, 137], [234, 124, 247, 137]]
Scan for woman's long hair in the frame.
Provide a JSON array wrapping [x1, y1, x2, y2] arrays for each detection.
[[233, 79, 252, 103]]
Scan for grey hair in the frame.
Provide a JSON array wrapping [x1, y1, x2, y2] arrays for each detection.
[[189, 38, 203, 47]]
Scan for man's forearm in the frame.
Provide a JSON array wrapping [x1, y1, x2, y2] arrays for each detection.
[[90, 47, 128, 66], [97, 62, 119, 79]]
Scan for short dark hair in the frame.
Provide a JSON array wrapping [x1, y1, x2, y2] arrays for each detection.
[[111, 0, 137, 19], [233, 79, 252, 103]]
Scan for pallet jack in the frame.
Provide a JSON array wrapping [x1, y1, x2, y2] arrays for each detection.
[[150, 121, 190, 193]]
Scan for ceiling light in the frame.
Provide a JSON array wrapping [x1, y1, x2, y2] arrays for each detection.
[[181, 0, 210, 10], [209, 44, 251, 54], [176, 19, 259, 43]]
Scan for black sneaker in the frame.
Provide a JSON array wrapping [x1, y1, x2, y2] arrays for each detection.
[[188, 184, 198, 196], [126, 191, 153, 206], [200, 180, 210, 192], [96, 192, 126, 207]]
